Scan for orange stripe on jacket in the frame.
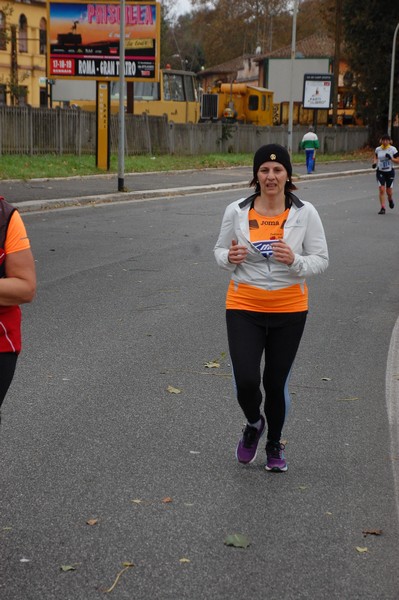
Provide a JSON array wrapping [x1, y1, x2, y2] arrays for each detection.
[[226, 280, 308, 313]]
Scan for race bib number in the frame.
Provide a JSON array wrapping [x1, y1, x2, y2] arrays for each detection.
[[252, 240, 278, 258]]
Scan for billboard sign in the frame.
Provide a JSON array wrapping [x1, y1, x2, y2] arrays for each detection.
[[47, 1, 160, 81], [302, 73, 333, 109]]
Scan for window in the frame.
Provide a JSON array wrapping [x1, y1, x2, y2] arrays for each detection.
[[163, 73, 184, 102], [16, 86, 27, 105], [342, 93, 354, 109], [163, 74, 171, 101], [183, 75, 195, 102], [0, 11, 6, 51], [343, 71, 354, 88], [248, 95, 259, 111], [39, 18, 46, 54], [261, 95, 266, 111], [40, 87, 47, 107], [133, 81, 160, 101], [19, 14, 27, 53], [0, 84, 6, 104]]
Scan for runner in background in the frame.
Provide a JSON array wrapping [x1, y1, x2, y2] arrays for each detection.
[[372, 133, 399, 214]]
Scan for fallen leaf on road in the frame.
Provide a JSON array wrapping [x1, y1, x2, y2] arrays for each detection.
[[355, 547, 368, 553], [224, 534, 251, 549], [86, 518, 98, 526], [162, 497, 173, 503], [60, 564, 77, 572], [167, 385, 181, 394], [362, 529, 382, 537], [179, 558, 191, 563], [131, 499, 143, 504], [204, 361, 220, 369], [104, 563, 134, 593]]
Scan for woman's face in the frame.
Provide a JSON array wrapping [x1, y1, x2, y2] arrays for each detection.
[[257, 161, 288, 197]]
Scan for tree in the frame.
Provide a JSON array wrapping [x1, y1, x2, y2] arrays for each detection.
[[296, 0, 329, 41], [342, 1, 399, 137], [161, 0, 335, 73], [160, 0, 179, 67], [183, 0, 294, 67]]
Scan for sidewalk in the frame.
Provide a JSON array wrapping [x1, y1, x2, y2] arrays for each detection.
[[1, 159, 373, 213]]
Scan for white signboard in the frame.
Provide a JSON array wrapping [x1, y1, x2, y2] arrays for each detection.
[[266, 59, 330, 103], [303, 74, 333, 109]]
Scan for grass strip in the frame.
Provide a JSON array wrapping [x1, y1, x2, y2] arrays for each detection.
[[0, 150, 371, 181]]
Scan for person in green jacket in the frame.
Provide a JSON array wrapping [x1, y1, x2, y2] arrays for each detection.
[[301, 126, 320, 174]]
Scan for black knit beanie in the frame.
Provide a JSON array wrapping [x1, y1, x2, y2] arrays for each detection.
[[253, 144, 292, 179]]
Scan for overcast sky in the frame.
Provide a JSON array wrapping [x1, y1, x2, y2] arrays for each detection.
[[173, 0, 192, 16]]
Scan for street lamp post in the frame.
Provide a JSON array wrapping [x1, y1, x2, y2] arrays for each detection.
[[287, 0, 299, 156], [388, 21, 399, 138]]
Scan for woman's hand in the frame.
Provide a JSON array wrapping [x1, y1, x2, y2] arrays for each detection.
[[271, 240, 295, 265], [228, 239, 248, 264]]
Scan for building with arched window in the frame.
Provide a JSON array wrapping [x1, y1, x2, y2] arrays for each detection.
[[0, 0, 47, 106]]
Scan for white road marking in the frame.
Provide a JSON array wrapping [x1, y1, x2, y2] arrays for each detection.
[[386, 316, 399, 521]]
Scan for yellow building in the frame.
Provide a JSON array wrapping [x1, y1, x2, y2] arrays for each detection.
[[0, 0, 47, 106]]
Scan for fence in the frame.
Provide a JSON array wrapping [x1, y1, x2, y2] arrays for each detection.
[[0, 105, 369, 156]]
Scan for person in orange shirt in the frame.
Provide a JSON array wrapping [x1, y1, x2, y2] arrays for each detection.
[[0, 197, 36, 430], [214, 144, 328, 472]]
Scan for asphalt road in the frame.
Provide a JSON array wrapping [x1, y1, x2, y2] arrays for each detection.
[[0, 169, 399, 599]]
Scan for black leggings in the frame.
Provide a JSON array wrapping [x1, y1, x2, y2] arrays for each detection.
[[226, 310, 307, 443], [0, 352, 18, 422]]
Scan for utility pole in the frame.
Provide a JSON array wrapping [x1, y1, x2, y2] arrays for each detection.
[[287, 0, 298, 156], [118, 0, 126, 192], [332, 0, 342, 126], [388, 22, 399, 137]]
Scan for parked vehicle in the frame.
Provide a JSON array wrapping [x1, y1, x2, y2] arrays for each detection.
[[62, 68, 201, 124], [200, 82, 274, 126], [61, 69, 274, 126], [130, 68, 200, 123]]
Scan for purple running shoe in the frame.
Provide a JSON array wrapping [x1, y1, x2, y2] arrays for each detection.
[[265, 441, 287, 472], [236, 416, 265, 464]]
